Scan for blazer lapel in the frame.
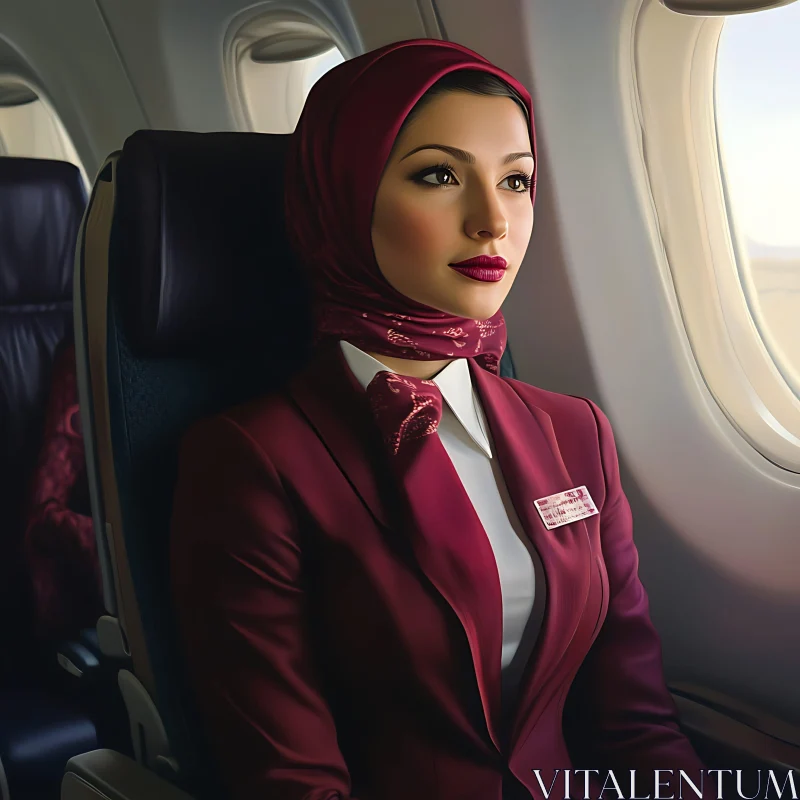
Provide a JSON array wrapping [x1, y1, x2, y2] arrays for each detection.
[[286, 342, 392, 530], [470, 363, 594, 754]]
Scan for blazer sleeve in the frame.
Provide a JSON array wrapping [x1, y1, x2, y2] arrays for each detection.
[[170, 413, 361, 800], [562, 400, 713, 798]]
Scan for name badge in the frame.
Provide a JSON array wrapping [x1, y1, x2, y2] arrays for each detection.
[[534, 486, 598, 530]]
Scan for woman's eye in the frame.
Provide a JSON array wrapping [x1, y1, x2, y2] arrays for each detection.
[[503, 174, 531, 192], [419, 168, 458, 187]]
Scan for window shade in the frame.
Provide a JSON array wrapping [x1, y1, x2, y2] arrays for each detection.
[[658, 0, 796, 15]]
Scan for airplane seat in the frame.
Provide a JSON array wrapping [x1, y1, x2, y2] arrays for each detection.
[[0, 157, 85, 665], [0, 157, 99, 798], [72, 129, 313, 799]]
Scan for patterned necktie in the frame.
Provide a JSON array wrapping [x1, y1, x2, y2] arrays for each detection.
[[365, 371, 443, 465]]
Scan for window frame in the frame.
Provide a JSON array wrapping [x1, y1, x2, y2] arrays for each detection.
[[0, 74, 88, 184], [222, 3, 353, 134], [631, 0, 800, 473]]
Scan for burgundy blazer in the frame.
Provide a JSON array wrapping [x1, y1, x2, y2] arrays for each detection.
[[170, 345, 709, 800]]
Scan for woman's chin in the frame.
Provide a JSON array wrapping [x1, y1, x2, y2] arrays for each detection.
[[434, 298, 504, 321], [405, 281, 507, 320]]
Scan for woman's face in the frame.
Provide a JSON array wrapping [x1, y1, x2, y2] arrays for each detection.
[[371, 90, 534, 321]]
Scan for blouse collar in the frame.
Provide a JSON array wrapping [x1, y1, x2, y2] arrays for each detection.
[[339, 340, 493, 458]]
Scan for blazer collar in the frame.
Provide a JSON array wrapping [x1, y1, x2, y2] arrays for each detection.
[[286, 341, 394, 530]]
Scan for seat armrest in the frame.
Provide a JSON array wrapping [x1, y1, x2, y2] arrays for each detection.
[[670, 682, 800, 751], [62, 749, 196, 800], [57, 639, 101, 679], [57, 628, 132, 678], [669, 684, 800, 772]]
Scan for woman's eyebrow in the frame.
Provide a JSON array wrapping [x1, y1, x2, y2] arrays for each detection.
[[400, 144, 534, 165]]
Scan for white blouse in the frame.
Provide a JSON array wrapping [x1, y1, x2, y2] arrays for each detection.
[[339, 340, 544, 711]]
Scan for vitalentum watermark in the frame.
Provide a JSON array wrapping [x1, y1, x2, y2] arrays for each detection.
[[529, 769, 798, 799]]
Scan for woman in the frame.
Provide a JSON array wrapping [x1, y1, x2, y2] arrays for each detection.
[[170, 39, 710, 800]]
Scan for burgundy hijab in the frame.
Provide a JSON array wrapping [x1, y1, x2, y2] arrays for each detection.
[[284, 38, 536, 375]]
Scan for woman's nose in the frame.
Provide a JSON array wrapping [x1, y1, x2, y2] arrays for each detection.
[[464, 188, 509, 240]]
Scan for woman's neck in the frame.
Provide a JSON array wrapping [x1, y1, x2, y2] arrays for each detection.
[[364, 351, 453, 380]]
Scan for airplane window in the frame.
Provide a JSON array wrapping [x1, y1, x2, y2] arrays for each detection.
[[715, 2, 800, 387], [0, 85, 84, 176], [236, 43, 344, 133]]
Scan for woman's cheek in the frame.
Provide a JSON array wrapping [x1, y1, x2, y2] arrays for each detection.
[[393, 201, 450, 262]]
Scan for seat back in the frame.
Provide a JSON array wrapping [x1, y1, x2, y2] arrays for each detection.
[[0, 157, 86, 673], [78, 130, 313, 794]]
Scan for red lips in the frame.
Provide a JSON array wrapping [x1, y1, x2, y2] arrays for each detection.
[[448, 255, 508, 269]]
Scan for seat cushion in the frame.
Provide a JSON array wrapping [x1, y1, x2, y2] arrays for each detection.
[[0, 687, 97, 793]]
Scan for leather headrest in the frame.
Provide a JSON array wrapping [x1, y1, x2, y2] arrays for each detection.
[[0, 158, 86, 304], [112, 130, 311, 357]]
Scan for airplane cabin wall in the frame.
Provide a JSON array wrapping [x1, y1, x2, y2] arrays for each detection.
[[0, 0, 797, 725], [0, 0, 147, 179], [435, 0, 800, 723]]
